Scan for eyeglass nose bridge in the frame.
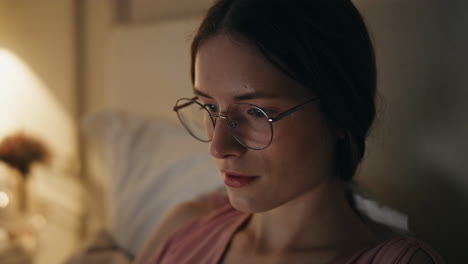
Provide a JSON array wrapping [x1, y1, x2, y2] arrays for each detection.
[[209, 113, 239, 130], [210, 113, 227, 125], [211, 113, 227, 119]]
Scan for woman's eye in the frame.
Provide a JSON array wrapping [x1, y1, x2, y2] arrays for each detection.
[[247, 108, 267, 118], [205, 104, 219, 113]]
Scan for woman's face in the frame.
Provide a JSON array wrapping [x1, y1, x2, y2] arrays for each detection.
[[194, 34, 339, 213]]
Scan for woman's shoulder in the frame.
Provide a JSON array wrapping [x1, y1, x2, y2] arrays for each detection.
[[131, 199, 215, 264], [335, 237, 445, 264], [133, 193, 248, 264], [149, 200, 249, 263]]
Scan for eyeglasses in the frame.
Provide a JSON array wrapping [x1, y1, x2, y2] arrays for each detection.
[[173, 96, 319, 150]]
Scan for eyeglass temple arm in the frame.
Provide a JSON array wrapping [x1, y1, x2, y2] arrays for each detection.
[[173, 97, 198, 111], [270, 97, 319, 122]]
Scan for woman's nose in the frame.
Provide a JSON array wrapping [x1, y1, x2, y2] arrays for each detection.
[[209, 117, 245, 159]]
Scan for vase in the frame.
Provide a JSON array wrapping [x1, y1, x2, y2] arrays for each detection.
[[0, 162, 21, 215], [0, 163, 45, 263], [18, 174, 29, 213]]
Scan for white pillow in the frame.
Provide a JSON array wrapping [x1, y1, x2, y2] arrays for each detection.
[[82, 111, 221, 256]]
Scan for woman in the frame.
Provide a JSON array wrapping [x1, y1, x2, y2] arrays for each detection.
[[133, 0, 445, 263]]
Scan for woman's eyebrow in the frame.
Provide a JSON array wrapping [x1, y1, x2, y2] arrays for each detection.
[[234, 91, 279, 100], [193, 88, 212, 98], [193, 87, 279, 101]]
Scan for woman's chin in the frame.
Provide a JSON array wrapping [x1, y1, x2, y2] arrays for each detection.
[[227, 191, 272, 214]]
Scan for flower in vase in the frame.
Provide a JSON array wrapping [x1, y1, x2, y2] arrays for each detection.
[[0, 133, 50, 177]]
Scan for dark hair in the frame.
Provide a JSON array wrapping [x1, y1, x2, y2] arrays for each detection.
[[191, 0, 377, 182]]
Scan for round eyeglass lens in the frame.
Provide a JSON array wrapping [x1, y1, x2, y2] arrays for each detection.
[[176, 98, 212, 142], [227, 103, 273, 150]]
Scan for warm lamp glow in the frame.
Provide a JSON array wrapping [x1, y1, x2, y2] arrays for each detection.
[[0, 48, 77, 169], [0, 49, 23, 130], [0, 191, 10, 208]]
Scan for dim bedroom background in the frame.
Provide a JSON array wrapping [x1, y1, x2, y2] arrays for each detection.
[[71, 0, 468, 263]]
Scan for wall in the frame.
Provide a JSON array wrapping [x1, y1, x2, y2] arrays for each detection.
[[127, 0, 213, 22], [0, 0, 82, 263], [83, 0, 115, 114], [355, 0, 468, 262], [0, 0, 78, 167], [78, 0, 117, 236]]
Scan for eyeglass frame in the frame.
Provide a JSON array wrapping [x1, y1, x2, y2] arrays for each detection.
[[173, 96, 319, 150]]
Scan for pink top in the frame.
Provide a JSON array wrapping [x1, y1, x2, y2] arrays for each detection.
[[149, 203, 445, 264]]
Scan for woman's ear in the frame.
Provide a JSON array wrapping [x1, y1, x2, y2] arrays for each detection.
[[338, 131, 346, 139], [324, 116, 345, 140], [331, 124, 345, 140]]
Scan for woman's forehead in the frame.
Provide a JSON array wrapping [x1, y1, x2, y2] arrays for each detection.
[[194, 34, 312, 101]]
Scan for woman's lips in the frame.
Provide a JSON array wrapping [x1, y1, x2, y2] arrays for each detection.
[[223, 171, 259, 188]]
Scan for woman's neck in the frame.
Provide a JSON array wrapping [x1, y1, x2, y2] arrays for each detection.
[[242, 179, 379, 253]]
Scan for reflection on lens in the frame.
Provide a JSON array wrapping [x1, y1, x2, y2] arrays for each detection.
[[176, 99, 211, 142], [227, 104, 273, 150]]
